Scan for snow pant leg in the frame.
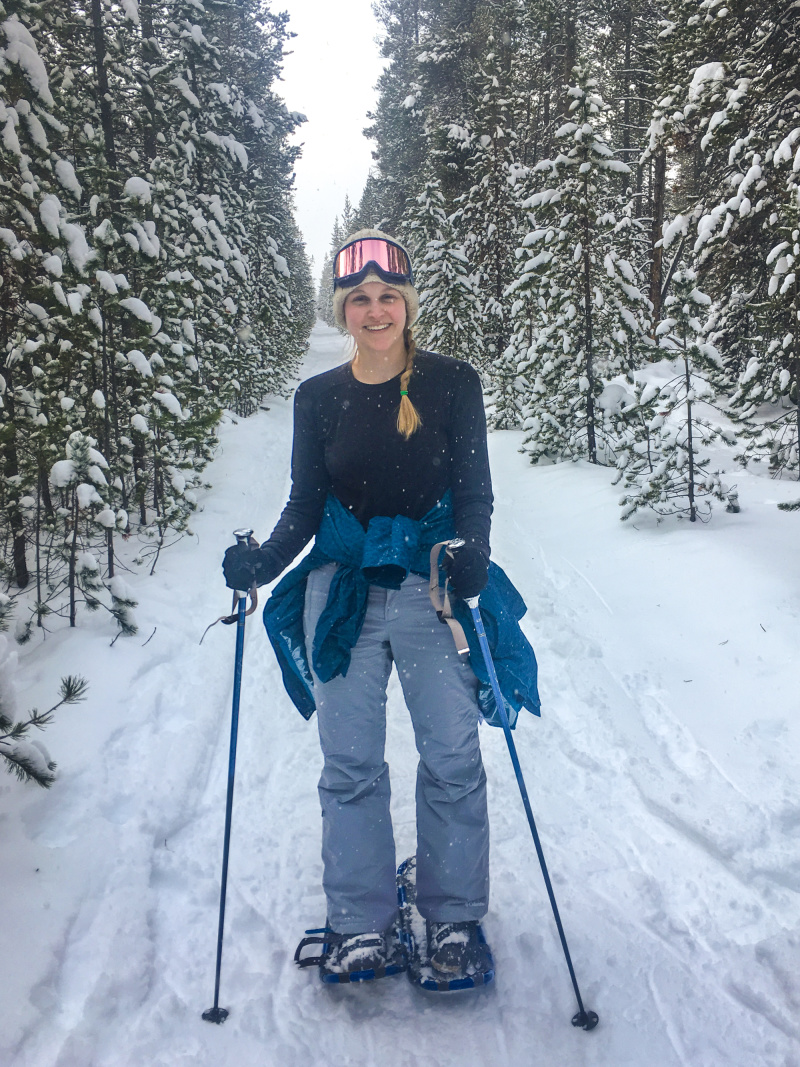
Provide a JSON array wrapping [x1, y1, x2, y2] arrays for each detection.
[[304, 564, 397, 934], [388, 574, 489, 923]]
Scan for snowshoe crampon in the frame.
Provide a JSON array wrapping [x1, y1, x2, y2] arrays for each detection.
[[294, 926, 406, 984], [397, 857, 494, 992]]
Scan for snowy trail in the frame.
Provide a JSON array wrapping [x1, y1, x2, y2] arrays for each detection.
[[3, 321, 800, 1067]]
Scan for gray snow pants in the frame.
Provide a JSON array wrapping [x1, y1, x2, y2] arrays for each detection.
[[304, 563, 490, 934]]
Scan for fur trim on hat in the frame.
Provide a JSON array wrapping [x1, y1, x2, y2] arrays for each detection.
[[332, 228, 419, 331]]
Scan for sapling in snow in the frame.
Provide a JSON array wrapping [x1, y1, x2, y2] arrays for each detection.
[[618, 267, 734, 521], [46, 432, 136, 631]]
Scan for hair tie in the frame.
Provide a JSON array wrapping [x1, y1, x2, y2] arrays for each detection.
[[400, 390, 408, 397]]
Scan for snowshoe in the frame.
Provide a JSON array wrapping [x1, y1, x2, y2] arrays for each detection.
[[396, 856, 495, 992], [294, 924, 407, 984]]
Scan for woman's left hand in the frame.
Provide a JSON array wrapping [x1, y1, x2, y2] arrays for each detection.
[[444, 545, 489, 600]]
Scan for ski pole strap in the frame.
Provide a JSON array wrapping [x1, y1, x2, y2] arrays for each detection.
[[199, 584, 259, 644], [428, 542, 470, 655], [223, 584, 259, 623]]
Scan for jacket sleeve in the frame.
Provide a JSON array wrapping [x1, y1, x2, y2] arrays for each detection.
[[259, 382, 330, 576], [448, 362, 493, 558]]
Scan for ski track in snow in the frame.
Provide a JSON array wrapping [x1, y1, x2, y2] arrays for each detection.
[[3, 321, 800, 1067]]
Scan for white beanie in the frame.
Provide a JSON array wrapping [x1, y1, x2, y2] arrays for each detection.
[[332, 228, 419, 331]]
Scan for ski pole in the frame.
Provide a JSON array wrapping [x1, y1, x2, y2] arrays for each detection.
[[203, 529, 258, 1025], [463, 585, 599, 1032]]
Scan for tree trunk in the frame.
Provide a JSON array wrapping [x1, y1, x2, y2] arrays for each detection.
[[582, 184, 597, 464], [189, 55, 205, 193], [683, 346, 696, 521], [139, 0, 158, 162], [649, 147, 667, 328], [69, 494, 79, 626], [91, 0, 118, 175], [622, 12, 632, 190], [2, 368, 30, 588]]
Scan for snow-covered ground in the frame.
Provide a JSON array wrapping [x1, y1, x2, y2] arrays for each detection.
[[3, 321, 800, 1067]]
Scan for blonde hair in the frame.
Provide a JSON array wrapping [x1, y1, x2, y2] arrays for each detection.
[[397, 327, 422, 439]]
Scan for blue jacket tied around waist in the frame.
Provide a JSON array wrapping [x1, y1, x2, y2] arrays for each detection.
[[262, 494, 540, 728]]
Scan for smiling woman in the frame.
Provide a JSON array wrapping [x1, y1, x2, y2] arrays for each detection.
[[331, 229, 423, 435], [221, 226, 539, 987]]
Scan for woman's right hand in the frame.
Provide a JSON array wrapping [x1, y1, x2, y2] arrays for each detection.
[[222, 542, 277, 590], [444, 544, 489, 600]]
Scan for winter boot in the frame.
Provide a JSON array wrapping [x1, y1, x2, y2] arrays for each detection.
[[328, 931, 391, 974], [427, 920, 492, 977]]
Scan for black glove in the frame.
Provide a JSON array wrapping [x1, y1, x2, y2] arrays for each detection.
[[222, 541, 279, 590], [443, 544, 489, 600]]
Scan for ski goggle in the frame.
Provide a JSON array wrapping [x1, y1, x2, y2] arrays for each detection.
[[333, 237, 414, 290]]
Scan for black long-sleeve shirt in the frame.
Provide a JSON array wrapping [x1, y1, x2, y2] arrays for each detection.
[[261, 350, 493, 574]]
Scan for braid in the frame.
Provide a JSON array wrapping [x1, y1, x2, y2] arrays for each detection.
[[397, 327, 422, 439]]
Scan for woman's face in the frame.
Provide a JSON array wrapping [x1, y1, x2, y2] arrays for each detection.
[[344, 281, 407, 358]]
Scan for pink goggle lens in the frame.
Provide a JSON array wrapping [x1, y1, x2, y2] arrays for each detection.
[[333, 238, 410, 281]]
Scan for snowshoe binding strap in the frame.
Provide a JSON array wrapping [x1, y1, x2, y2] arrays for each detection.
[[294, 928, 339, 968], [295, 927, 407, 983]]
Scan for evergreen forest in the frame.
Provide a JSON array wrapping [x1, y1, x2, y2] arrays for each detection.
[[1, 0, 314, 645], [318, 0, 799, 521]]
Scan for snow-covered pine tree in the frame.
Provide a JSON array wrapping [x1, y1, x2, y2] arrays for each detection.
[[354, 174, 387, 231], [403, 177, 484, 367], [636, 0, 746, 330], [455, 45, 527, 372], [689, 3, 800, 487], [280, 213, 315, 378], [618, 266, 731, 521], [315, 249, 335, 326], [510, 67, 651, 465], [318, 215, 346, 330], [730, 185, 800, 482], [367, 0, 429, 236], [1, 4, 66, 592], [201, 0, 309, 411]]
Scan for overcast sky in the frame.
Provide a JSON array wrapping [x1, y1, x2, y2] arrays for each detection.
[[275, 0, 387, 283]]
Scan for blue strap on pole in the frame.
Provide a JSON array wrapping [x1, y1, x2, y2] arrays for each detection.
[[467, 597, 598, 1031], [203, 590, 248, 1025]]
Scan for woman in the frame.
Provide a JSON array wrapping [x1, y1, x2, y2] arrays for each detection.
[[223, 229, 538, 982]]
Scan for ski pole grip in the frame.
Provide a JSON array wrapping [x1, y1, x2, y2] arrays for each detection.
[[232, 528, 256, 598], [444, 537, 465, 559]]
